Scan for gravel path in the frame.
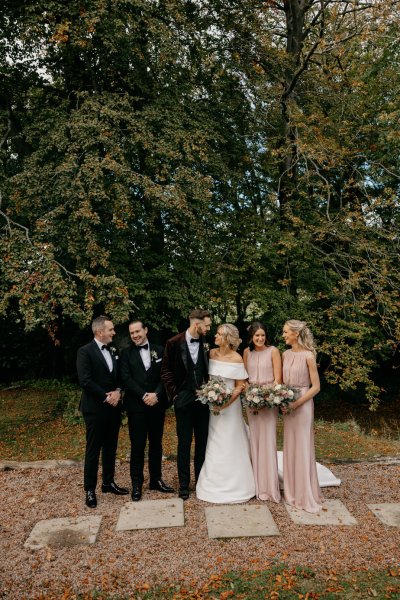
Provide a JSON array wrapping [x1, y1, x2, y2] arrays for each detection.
[[0, 460, 399, 599]]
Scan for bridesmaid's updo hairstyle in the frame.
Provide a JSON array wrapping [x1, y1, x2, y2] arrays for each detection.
[[218, 324, 242, 351], [285, 320, 316, 356], [247, 321, 268, 350]]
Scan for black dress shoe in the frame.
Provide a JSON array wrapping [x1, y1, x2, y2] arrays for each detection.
[[85, 489, 97, 508], [179, 489, 189, 501], [101, 482, 129, 495], [131, 486, 142, 502], [149, 479, 174, 493]]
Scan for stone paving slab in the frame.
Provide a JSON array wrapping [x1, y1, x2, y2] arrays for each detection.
[[205, 504, 280, 539], [24, 516, 102, 549], [367, 503, 400, 526], [116, 498, 184, 531], [0, 459, 80, 471], [285, 499, 357, 525]]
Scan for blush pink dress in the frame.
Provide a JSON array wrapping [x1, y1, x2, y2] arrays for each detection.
[[282, 349, 323, 513], [246, 347, 281, 503]]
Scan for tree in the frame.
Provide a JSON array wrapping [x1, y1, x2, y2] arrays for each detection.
[[0, 0, 399, 405]]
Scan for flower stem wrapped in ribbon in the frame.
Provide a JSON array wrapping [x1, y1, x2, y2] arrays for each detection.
[[196, 376, 232, 415]]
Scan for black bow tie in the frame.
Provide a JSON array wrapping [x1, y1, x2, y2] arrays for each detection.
[[190, 338, 200, 343], [101, 345, 108, 351], [138, 343, 149, 350]]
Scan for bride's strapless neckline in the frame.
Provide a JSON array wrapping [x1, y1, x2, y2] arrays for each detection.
[[209, 357, 243, 365]]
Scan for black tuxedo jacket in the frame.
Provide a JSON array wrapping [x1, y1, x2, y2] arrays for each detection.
[[76, 339, 122, 415], [120, 342, 168, 412], [161, 331, 209, 403]]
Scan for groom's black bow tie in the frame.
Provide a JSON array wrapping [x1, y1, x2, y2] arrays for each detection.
[[190, 338, 200, 343], [101, 345, 108, 351], [137, 343, 149, 350]]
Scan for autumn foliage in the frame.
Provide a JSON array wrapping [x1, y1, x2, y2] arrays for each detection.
[[0, 1, 399, 405]]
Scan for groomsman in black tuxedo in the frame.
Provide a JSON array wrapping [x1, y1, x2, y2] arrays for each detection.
[[161, 309, 212, 500], [120, 320, 174, 501], [76, 316, 128, 508]]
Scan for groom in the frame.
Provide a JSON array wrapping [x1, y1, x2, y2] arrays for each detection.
[[161, 309, 212, 500]]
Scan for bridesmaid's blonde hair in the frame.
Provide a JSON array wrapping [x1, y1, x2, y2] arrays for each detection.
[[285, 320, 316, 356], [218, 324, 242, 351]]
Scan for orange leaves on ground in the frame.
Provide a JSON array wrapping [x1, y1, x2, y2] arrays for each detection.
[[273, 570, 299, 592], [325, 585, 345, 593], [139, 582, 150, 590], [219, 591, 234, 599]]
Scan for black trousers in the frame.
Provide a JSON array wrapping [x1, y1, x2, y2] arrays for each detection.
[[83, 411, 121, 491], [175, 401, 209, 490], [127, 407, 166, 486]]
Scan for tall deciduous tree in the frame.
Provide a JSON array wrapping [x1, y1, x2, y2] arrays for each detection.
[[0, 0, 399, 404]]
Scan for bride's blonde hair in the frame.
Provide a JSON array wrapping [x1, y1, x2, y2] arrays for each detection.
[[218, 324, 241, 351], [285, 320, 316, 356]]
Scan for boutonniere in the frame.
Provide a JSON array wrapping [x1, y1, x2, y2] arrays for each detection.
[[109, 346, 119, 359], [151, 350, 158, 361], [203, 343, 210, 353]]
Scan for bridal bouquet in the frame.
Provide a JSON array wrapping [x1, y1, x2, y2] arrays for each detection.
[[242, 383, 272, 415], [264, 383, 300, 410], [196, 376, 231, 415]]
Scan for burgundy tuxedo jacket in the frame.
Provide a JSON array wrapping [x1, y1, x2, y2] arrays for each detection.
[[161, 331, 209, 404]]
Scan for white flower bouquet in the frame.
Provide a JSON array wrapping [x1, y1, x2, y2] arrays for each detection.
[[196, 376, 232, 415], [264, 383, 300, 410], [242, 383, 272, 414], [242, 383, 300, 413]]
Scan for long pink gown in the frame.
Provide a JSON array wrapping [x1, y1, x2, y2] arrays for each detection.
[[282, 349, 323, 513], [246, 347, 281, 502]]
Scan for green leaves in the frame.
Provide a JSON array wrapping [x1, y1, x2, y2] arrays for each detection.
[[0, 0, 399, 404]]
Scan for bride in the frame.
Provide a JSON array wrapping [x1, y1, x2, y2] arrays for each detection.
[[196, 324, 256, 503]]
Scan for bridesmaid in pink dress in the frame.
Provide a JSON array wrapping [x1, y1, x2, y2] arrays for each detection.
[[281, 320, 323, 513], [243, 322, 282, 502]]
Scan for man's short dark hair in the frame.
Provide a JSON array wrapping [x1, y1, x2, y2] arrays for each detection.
[[129, 319, 146, 329], [188, 309, 210, 321]]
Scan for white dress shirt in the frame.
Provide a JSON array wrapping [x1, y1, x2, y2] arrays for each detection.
[[95, 338, 113, 372], [138, 343, 151, 371], [186, 330, 201, 364]]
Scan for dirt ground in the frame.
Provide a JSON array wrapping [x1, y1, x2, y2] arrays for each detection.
[[0, 459, 399, 599]]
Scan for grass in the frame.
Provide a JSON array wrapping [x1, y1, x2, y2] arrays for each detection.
[[66, 565, 400, 599], [0, 385, 132, 461], [1, 383, 400, 462]]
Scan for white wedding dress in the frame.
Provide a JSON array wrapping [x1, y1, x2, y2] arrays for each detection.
[[196, 360, 256, 503]]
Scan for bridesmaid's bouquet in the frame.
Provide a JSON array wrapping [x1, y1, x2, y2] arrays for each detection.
[[265, 383, 300, 411], [242, 383, 300, 414], [196, 376, 232, 415], [242, 383, 272, 415]]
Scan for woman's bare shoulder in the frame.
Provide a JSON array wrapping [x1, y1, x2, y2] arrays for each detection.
[[231, 352, 244, 364]]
